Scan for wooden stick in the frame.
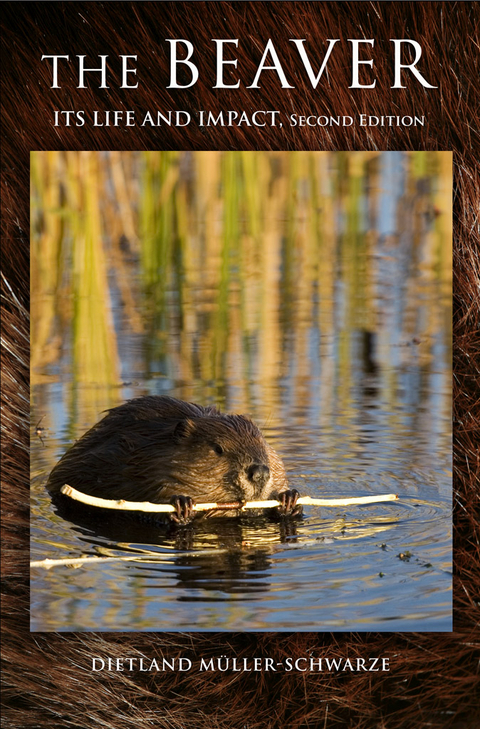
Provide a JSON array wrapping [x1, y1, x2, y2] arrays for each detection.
[[60, 485, 398, 512], [31, 550, 222, 570], [31, 556, 149, 569]]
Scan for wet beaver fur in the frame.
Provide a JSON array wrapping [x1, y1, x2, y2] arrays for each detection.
[[47, 396, 301, 522]]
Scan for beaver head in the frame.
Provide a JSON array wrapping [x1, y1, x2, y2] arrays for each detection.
[[157, 412, 287, 502]]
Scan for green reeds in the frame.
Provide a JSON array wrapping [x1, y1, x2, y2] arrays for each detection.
[[31, 151, 120, 424], [70, 152, 119, 392], [31, 151, 452, 432]]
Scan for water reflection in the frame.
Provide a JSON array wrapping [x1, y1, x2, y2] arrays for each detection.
[[30, 151, 452, 631]]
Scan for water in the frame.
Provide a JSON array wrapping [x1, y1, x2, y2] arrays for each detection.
[[30, 150, 452, 631], [30, 461, 451, 631]]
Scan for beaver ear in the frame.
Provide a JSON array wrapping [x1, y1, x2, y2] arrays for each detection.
[[173, 418, 196, 442]]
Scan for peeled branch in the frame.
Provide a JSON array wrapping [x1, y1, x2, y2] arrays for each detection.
[[60, 484, 398, 512]]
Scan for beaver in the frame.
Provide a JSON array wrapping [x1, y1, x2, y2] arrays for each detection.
[[47, 396, 301, 523]]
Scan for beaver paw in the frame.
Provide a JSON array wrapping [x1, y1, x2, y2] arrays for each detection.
[[169, 495, 196, 524], [278, 489, 302, 517]]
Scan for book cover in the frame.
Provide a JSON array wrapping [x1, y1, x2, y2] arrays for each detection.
[[2, 2, 478, 727]]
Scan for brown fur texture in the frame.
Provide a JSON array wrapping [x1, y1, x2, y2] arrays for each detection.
[[2, 3, 479, 728], [47, 395, 289, 504]]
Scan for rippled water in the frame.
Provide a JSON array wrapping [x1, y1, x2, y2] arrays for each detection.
[[31, 429, 451, 632], [30, 150, 452, 631]]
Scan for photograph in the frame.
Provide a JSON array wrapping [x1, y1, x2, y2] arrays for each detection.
[[30, 150, 452, 632]]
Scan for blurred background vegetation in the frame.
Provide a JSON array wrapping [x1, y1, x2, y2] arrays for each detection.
[[31, 150, 452, 464]]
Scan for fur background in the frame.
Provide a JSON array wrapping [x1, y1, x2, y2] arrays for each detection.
[[2, 3, 479, 727]]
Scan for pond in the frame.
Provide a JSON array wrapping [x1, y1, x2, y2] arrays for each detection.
[[30, 150, 452, 632]]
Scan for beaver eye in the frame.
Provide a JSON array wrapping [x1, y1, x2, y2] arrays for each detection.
[[213, 444, 224, 455]]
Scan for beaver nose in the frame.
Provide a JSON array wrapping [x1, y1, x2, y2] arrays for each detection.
[[247, 464, 270, 487]]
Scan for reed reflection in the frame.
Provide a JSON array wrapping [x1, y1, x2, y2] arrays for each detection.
[[31, 150, 451, 459]]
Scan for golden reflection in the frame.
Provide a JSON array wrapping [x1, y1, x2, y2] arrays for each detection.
[[31, 151, 452, 441]]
